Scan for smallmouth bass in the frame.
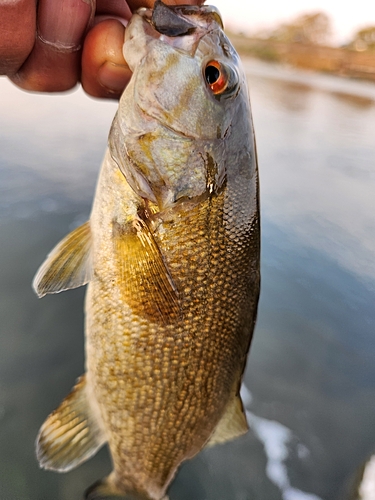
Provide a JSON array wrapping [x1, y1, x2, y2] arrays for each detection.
[[33, 2, 260, 499]]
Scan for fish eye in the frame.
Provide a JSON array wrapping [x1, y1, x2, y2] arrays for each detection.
[[204, 61, 228, 94], [205, 63, 220, 85], [204, 60, 238, 97]]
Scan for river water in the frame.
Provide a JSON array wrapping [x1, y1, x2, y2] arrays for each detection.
[[0, 58, 375, 500]]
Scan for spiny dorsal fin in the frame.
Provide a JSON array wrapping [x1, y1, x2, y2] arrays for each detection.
[[206, 394, 248, 447], [113, 217, 180, 324], [36, 375, 106, 472], [33, 221, 92, 298]]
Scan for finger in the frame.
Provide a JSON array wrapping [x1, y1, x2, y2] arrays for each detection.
[[81, 19, 131, 99], [11, 0, 94, 92], [96, 0, 132, 18], [0, 0, 35, 75]]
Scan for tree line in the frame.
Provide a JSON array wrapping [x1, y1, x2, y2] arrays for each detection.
[[257, 12, 375, 50]]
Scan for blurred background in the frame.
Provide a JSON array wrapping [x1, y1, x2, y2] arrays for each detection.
[[1, 1, 375, 499], [215, 0, 375, 46]]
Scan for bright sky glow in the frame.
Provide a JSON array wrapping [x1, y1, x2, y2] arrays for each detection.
[[212, 0, 375, 44]]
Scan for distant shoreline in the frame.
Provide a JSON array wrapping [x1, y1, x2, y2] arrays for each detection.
[[229, 32, 375, 82]]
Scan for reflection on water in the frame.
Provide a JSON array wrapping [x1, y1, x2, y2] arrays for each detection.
[[1, 59, 375, 500]]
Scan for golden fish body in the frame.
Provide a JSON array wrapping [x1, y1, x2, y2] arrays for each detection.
[[33, 3, 260, 499]]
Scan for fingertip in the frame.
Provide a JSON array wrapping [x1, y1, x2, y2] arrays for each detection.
[[97, 62, 132, 97], [81, 19, 130, 99]]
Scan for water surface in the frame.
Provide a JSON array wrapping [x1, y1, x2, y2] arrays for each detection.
[[0, 59, 375, 500]]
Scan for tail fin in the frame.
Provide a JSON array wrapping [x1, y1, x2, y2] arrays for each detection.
[[84, 476, 169, 500], [85, 477, 124, 499]]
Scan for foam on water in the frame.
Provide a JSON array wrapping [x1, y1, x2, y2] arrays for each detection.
[[359, 455, 375, 500], [241, 385, 323, 500]]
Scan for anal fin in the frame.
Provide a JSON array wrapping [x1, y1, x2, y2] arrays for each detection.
[[33, 221, 92, 298], [36, 375, 106, 472], [206, 394, 248, 447]]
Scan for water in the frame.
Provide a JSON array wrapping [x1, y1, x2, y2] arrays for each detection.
[[0, 58, 375, 500]]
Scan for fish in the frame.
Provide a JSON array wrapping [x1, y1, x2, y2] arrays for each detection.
[[32, 1, 260, 499]]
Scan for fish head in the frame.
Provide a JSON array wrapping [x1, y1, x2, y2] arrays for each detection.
[[109, 1, 254, 211]]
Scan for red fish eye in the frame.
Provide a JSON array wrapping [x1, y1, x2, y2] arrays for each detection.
[[204, 60, 228, 94]]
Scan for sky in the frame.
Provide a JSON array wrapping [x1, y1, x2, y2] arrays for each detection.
[[212, 0, 375, 45]]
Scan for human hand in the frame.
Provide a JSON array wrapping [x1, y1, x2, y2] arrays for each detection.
[[0, 0, 204, 99]]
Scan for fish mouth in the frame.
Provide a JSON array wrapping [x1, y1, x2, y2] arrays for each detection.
[[132, 1, 223, 55]]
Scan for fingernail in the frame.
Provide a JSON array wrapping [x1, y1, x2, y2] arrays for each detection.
[[38, 0, 93, 50], [98, 62, 132, 94]]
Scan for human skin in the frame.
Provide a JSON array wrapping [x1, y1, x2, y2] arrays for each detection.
[[0, 0, 204, 99]]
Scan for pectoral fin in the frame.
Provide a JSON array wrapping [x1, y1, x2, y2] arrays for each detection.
[[113, 217, 180, 324], [206, 395, 248, 447], [33, 221, 92, 298], [36, 375, 106, 472]]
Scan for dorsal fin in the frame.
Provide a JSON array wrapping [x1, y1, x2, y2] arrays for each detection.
[[33, 221, 92, 298]]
